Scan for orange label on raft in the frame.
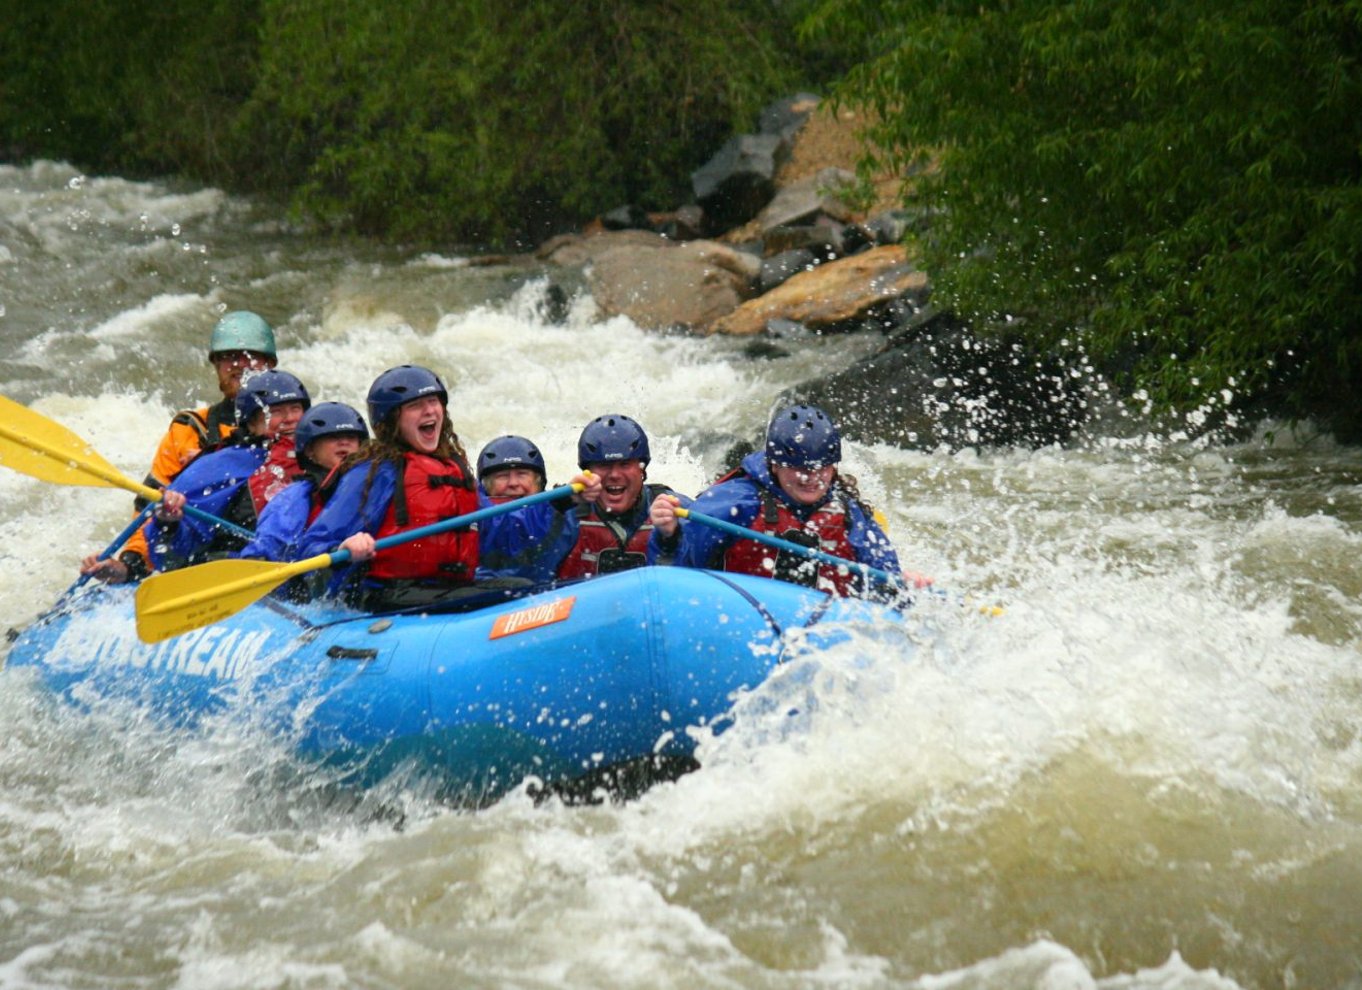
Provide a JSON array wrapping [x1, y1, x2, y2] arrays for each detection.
[[489, 596, 577, 639]]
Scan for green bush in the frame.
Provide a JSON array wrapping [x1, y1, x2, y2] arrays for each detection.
[[804, 0, 1362, 439], [236, 0, 801, 244], [1, 0, 805, 245], [0, 0, 258, 178]]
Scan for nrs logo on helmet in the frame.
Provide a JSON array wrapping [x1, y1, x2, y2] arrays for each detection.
[[577, 414, 650, 468]]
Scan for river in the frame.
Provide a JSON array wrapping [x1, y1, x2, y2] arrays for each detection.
[[1, 160, 1360, 990]]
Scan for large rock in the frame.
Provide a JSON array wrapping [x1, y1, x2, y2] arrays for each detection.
[[750, 166, 858, 233], [781, 311, 1088, 450], [706, 245, 927, 336], [759, 248, 818, 294], [537, 229, 665, 268], [690, 134, 783, 232], [543, 230, 760, 331], [758, 92, 821, 143]]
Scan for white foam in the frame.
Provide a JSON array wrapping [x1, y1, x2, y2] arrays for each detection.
[[3, 166, 1361, 990]]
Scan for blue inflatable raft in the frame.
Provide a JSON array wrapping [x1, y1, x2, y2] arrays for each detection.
[[3, 568, 908, 803]]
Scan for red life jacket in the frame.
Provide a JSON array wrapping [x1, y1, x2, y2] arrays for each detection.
[[557, 484, 666, 579], [246, 436, 300, 518], [369, 452, 480, 583], [722, 487, 859, 595]]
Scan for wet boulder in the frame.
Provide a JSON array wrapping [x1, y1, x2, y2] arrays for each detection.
[[690, 134, 784, 232], [655, 204, 706, 241], [750, 166, 858, 233], [759, 223, 845, 263], [706, 245, 928, 336], [543, 230, 759, 331], [864, 209, 913, 246], [537, 229, 662, 268], [759, 248, 818, 294]]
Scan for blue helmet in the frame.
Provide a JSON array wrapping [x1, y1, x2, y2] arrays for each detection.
[[477, 435, 546, 483], [233, 369, 311, 425], [765, 404, 842, 468], [366, 365, 448, 426], [577, 413, 650, 468], [295, 402, 369, 453], [208, 311, 276, 361]]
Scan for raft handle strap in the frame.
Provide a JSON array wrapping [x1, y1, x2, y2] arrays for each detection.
[[326, 645, 379, 661]]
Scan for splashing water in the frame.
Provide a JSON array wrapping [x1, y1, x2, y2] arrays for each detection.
[[1, 161, 1360, 989]]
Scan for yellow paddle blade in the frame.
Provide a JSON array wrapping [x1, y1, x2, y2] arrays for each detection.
[[0, 393, 155, 498], [135, 553, 332, 644]]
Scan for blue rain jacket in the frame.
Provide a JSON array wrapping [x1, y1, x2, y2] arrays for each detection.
[[236, 478, 315, 562], [652, 450, 901, 578], [144, 441, 271, 569]]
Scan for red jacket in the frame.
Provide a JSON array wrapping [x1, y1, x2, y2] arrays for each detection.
[[722, 487, 860, 595], [369, 452, 480, 583], [557, 485, 668, 579]]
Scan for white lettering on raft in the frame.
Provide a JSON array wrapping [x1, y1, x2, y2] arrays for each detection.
[[51, 616, 275, 683]]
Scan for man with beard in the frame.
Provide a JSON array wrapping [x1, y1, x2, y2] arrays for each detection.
[[140, 310, 279, 503], [78, 310, 279, 583]]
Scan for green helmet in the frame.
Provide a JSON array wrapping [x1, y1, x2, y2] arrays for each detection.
[[208, 311, 277, 361]]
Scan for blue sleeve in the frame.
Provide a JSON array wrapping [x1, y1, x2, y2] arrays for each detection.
[[477, 499, 578, 582], [645, 492, 691, 565], [145, 447, 261, 569], [672, 479, 761, 570], [294, 462, 396, 561], [235, 481, 312, 561], [846, 502, 902, 576]]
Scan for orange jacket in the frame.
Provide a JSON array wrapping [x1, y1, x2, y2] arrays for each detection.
[[142, 399, 238, 493], [120, 398, 238, 571]]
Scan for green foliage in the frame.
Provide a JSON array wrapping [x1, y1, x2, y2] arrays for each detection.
[[804, 0, 1362, 437], [236, 0, 798, 243], [0, 0, 128, 163], [1, 0, 800, 245], [0, 0, 258, 176]]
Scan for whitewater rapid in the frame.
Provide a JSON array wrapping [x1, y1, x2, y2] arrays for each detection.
[[2, 160, 1361, 990]]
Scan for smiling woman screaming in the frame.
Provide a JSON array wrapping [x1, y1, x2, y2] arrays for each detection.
[[291, 365, 483, 609]]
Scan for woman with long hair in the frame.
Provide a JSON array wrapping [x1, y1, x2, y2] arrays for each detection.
[[293, 365, 481, 608]]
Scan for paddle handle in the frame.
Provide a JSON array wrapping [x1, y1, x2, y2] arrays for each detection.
[[178, 503, 256, 539], [58, 504, 158, 601], [322, 481, 585, 569], [675, 506, 904, 589]]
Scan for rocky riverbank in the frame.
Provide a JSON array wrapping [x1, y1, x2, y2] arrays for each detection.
[[529, 95, 1088, 453]]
